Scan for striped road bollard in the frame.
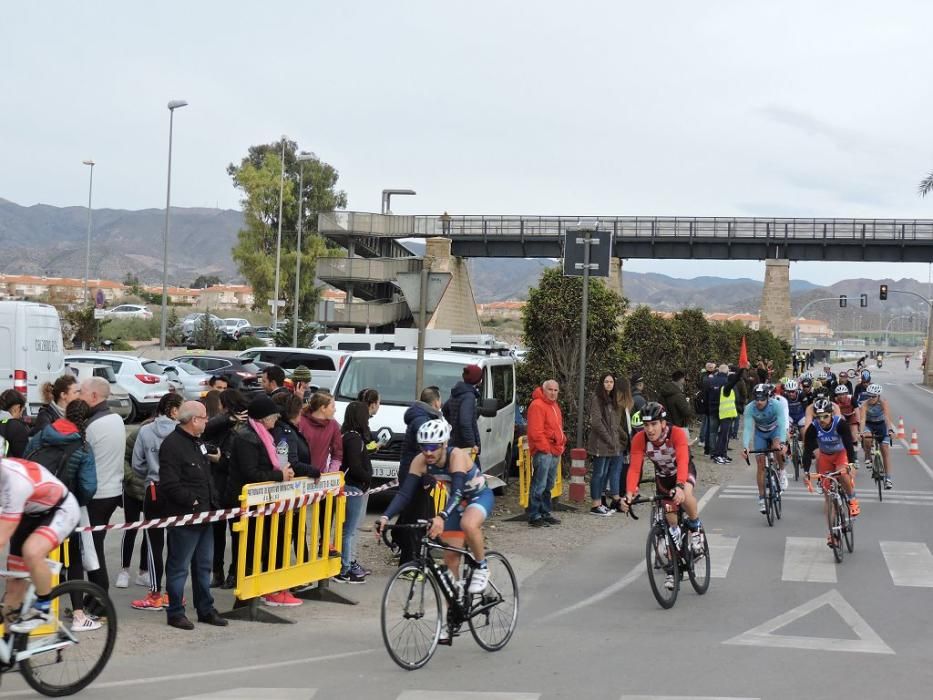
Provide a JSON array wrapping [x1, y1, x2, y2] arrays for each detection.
[[569, 448, 588, 502]]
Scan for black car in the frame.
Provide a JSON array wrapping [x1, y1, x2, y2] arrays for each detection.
[[169, 354, 267, 395]]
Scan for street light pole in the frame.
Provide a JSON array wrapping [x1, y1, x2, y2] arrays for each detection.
[[159, 99, 188, 351], [82, 160, 95, 305], [272, 137, 287, 330], [381, 188, 416, 215], [293, 153, 314, 347]]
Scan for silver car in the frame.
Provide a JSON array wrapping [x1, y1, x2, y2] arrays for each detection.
[[153, 361, 211, 400], [64, 362, 133, 422]]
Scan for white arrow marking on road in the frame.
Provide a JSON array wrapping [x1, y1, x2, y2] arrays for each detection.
[[174, 690, 315, 700], [707, 534, 740, 578], [782, 537, 837, 583], [723, 589, 894, 654], [399, 693, 540, 700], [880, 541, 933, 587]]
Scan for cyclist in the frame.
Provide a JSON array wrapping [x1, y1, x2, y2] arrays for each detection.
[[0, 436, 80, 632], [743, 383, 788, 511], [833, 384, 861, 445], [784, 380, 807, 431], [836, 370, 854, 396], [376, 419, 493, 595], [802, 383, 840, 434], [622, 402, 701, 590], [798, 376, 816, 411], [905, 355, 910, 370], [858, 384, 895, 490], [852, 369, 872, 406], [802, 399, 860, 539]]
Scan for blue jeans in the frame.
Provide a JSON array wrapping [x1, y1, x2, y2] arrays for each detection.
[[528, 452, 558, 521], [590, 456, 613, 500], [166, 524, 214, 619], [705, 415, 720, 453], [341, 486, 366, 574], [699, 414, 708, 445], [608, 453, 627, 497]]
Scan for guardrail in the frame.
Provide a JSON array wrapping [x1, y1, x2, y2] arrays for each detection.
[[316, 256, 423, 283]]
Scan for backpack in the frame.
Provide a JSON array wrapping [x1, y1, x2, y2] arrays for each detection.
[[693, 389, 708, 415], [25, 439, 86, 503]]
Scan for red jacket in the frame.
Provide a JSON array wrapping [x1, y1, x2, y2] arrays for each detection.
[[526, 386, 566, 456]]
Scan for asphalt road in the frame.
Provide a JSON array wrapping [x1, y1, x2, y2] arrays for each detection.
[[2, 360, 931, 700]]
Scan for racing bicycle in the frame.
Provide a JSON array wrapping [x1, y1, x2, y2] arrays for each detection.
[[806, 465, 856, 563], [866, 435, 887, 502], [0, 559, 117, 696], [746, 448, 783, 526], [379, 521, 518, 670]]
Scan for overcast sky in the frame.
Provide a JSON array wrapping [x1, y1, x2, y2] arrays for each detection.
[[4, 1, 933, 285]]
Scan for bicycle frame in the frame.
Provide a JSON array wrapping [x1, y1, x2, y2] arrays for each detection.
[[0, 560, 75, 666]]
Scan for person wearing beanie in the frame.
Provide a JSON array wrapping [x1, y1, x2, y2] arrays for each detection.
[[291, 365, 313, 402], [442, 364, 484, 466]]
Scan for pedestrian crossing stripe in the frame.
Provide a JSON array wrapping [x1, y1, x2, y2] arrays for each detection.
[[719, 485, 933, 507], [399, 693, 540, 700], [723, 589, 894, 655], [880, 541, 933, 587], [174, 690, 316, 700]]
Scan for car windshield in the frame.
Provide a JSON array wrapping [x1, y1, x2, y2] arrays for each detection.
[[173, 362, 203, 375], [335, 357, 466, 405], [224, 320, 238, 327]]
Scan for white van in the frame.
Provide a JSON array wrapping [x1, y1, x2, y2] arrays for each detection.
[[0, 302, 66, 415], [331, 350, 516, 485]]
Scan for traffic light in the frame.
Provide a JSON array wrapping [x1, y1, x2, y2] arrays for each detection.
[[839, 295, 847, 308], [860, 293, 868, 308], [880, 284, 888, 301]]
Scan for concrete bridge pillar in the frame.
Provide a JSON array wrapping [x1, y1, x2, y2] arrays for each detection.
[[759, 259, 792, 342], [424, 237, 482, 334], [606, 257, 624, 299], [925, 304, 933, 387]]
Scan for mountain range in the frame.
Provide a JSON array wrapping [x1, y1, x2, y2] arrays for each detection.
[[2, 199, 930, 321]]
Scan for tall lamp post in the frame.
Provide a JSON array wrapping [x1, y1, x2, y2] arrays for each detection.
[[159, 99, 188, 351], [81, 160, 95, 304], [293, 153, 314, 346], [381, 188, 416, 214], [272, 137, 287, 330]]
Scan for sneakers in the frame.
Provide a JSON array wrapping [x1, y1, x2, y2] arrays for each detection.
[[713, 456, 727, 465], [9, 605, 52, 633], [884, 477, 893, 490], [262, 591, 303, 606], [399, 569, 425, 582], [664, 574, 675, 590], [849, 498, 860, 517], [131, 591, 164, 611], [590, 505, 613, 517], [528, 518, 549, 528], [331, 571, 366, 584], [779, 469, 789, 490], [71, 611, 102, 632], [135, 571, 150, 587], [438, 625, 452, 646], [160, 592, 186, 608], [757, 497, 766, 514], [115, 569, 130, 589], [349, 561, 369, 578], [468, 566, 490, 594], [724, 455, 734, 463], [543, 514, 561, 525]]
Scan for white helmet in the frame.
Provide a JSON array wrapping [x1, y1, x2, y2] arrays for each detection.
[[866, 383, 883, 397], [0, 435, 6, 458], [834, 384, 850, 395], [416, 419, 451, 445], [784, 379, 798, 392]]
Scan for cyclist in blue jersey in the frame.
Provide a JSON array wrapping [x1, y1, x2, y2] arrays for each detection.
[[858, 384, 895, 490], [743, 384, 788, 512], [784, 379, 807, 429], [377, 419, 493, 594]]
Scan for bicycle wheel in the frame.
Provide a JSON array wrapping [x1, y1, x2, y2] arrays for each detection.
[[764, 470, 775, 527], [827, 498, 843, 563], [646, 525, 679, 609], [18, 580, 117, 697], [773, 471, 783, 520], [792, 437, 801, 481], [686, 527, 711, 595], [468, 551, 518, 652], [841, 496, 855, 553], [381, 564, 442, 671], [873, 452, 884, 502]]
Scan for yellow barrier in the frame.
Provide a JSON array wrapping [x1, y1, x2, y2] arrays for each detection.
[[233, 473, 346, 602], [432, 481, 448, 514], [516, 435, 562, 509], [0, 549, 62, 636]]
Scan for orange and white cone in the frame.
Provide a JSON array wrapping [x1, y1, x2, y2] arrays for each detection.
[[896, 417, 906, 440], [909, 429, 921, 456]]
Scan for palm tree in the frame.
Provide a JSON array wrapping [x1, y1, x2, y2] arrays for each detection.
[[919, 172, 933, 197]]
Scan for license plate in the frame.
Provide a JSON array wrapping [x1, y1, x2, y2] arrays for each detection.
[[371, 461, 399, 479]]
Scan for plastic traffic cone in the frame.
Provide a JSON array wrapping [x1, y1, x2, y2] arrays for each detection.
[[896, 417, 906, 440], [909, 429, 921, 456]]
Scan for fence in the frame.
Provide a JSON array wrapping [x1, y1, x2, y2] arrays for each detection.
[[515, 436, 563, 509]]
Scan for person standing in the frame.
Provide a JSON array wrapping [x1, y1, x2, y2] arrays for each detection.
[[697, 362, 716, 450], [332, 401, 373, 584], [290, 365, 313, 403], [587, 373, 621, 517], [443, 365, 483, 465], [0, 390, 30, 458], [659, 370, 693, 433], [261, 365, 290, 399], [526, 380, 565, 528], [159, 401, 228, 630], [29, 374, 81, 437], [713, 367, 745, 464], [80, 376, 126, 598], [703, 365, 729, 456]]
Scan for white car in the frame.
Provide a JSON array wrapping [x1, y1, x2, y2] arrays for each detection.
[[221, 318, 253, 340], [106, 304, 153, 320], [182, 313, 224, 338], [64, 362, 133, 422], [64, 352, 171, 422], [236, 347, 350, 390], [153, 361, 211, 400]]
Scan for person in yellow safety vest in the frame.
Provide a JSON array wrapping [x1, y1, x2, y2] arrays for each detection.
[[712, 366, 745, 465]]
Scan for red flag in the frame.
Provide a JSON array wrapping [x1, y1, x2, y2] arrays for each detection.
[[738, 336, 748, 368]]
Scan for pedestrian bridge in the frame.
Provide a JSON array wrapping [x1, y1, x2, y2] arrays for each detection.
[[319, 212, 933, 262]]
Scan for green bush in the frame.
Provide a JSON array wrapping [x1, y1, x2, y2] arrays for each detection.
[[235, 335, 266, 350], [102, 318, 160, 342]]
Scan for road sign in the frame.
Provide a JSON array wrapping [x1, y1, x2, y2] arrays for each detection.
[[563, 228, 611, 277], [267, 299, 286, 308], [93, 308, 107, 320], [396, 272, 452, 314]]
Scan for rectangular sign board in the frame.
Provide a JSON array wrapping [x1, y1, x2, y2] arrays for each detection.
[[563, 229, 612, 277]]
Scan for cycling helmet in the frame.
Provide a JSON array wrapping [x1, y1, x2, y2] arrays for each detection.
[[813, 398, 833, 414], [784, 379, 799, 392], [865, 383, 883, 397], [800, 377, 813, 389], [814, 386, 831, 400], [416, 419, 452, 444], [834, 384, 850, 395], [0, 435, 6, 457], [801, 371, 813, 380], [753, 384, 770, 400], [816, 370, 827, 381], [838, 370, 848, 380], [861, 369, 871, 382], [640, 402, 667, 422]]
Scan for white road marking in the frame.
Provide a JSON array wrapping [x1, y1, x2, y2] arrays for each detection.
[[708, 535, 740, 578], [621, 696, 759, 700], [723, 589, 895, 655], [880, 541, 933, 587], [399, 693, 540, 700], [897, 435, 933, 482], [782, 537, 837, 583], [541, 487, 719, 622], [175, 690, 315, 700]]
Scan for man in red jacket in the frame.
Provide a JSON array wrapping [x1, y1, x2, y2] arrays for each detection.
[[525, 380, 566, 528]]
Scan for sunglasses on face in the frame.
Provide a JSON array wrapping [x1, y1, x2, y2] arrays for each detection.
[[817, 413, 832, 419], [419, 444, 443, 453]]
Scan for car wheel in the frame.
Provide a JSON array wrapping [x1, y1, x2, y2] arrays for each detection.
[[125, 398, 138, 424]]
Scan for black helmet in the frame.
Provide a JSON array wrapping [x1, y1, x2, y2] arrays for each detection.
[[640, 402, 667, 422], [753, 383, 770, 400], [800, 377, 813, 388], [813, 398, 833, 414]]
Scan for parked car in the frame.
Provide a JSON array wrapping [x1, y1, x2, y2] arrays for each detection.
[[152, 361, 211, 400], [235, 347, 350, 390], [105, 304, 153, 320], [251, 326, 276, 347], [181, 313, 224, 339], [64, 352, 171, 422], [169, 354, 266, 395], [65, 362, 133, 422], [221, 318, 253, 340]]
